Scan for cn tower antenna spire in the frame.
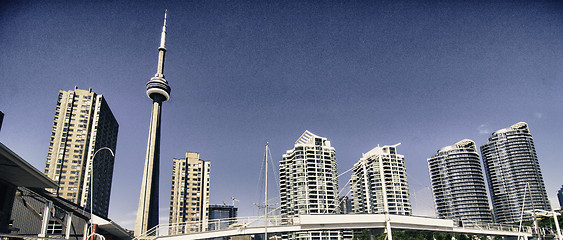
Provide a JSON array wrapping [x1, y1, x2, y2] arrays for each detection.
[[156, 10, 167, 77], [135, 10, 172, 237]]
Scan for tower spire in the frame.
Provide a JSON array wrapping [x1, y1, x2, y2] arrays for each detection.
[[156, 10, 167, 77], [161, 10, 167, 46], [145, 10, 171, 102]]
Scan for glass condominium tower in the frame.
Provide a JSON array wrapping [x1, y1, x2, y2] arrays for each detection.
[[44, 88, 118, 218], [351, 144, 412, 215], [280, 130, 341, 239], [427, 139, 492, 223], [481, 122, 551, 224]]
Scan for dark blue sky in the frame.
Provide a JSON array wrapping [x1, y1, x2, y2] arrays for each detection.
[[1, 0, 562, 228]]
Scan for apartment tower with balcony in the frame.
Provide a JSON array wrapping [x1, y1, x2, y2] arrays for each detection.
[[427, 139, 492, 223], [43, 87, 118, 218], [481, 122, 551, 224], [351, 143, 412, 215], [169, 152, 210, 234], [280, 130, 342, 239]]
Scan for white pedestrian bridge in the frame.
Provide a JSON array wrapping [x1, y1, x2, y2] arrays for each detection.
[[136, 214, 533, 240]]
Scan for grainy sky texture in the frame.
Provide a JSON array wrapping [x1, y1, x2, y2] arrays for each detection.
[[1, 0, 562, 229]]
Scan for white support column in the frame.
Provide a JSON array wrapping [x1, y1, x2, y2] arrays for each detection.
[[83, 223, 89, 240], [39, 201, 52, 239], [552, 210, 562, 240], [65, 212, 73, 240]]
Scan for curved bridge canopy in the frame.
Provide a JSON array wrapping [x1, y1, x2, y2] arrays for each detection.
[[153, 214, 531, 240]]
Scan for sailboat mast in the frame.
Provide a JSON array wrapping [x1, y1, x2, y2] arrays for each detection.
[[264, 143, 269, 240]]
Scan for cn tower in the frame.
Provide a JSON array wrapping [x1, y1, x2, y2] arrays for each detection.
[[135, 10, 171, 237]]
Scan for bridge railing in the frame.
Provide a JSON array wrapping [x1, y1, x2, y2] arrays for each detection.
[[134, 215, 531, 240], [134, 216, 288, 240], [457, 220, 532, 233]]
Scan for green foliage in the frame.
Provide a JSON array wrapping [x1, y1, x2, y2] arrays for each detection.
[[352, 230, 371, 240], [520, 215, 563, 230], [351, 229, 506, 240]]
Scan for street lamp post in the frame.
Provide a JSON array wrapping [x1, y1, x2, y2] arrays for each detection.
[[88, 147, 114, 240]]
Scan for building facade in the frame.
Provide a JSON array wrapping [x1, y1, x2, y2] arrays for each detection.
[[481, 122, 551, 224], [208, 205, 237, 231], [280, 130, 342, 239], [351, 144, 412, 216], [427, 139, 492, 224], [169, 152, 210, 234], [43, 88, 118, 218]]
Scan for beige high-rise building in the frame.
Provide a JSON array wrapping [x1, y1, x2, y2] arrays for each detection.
[[43, 87, 118, 218], [169, 152, 210, 234]]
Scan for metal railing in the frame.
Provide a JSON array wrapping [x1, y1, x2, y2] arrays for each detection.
[[134, 215, 531, 240], [457, 220, 532, 233], [135, 216, 286, 240]]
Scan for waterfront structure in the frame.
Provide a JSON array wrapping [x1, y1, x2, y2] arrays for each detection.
[[481, 122, 551, 224], [558, 186, 563, 209], [280, 130, 342, 239], [1, 142, 130, 240], [135, 11, 172, 236], [169, 152, 210, 234], [427, 139, 492, 223], [43, 88, 118, 218], [351, 144, 412, 216], [208, 204, 237, 231]]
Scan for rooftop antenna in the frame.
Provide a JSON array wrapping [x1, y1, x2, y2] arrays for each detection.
[[231, 196, 239, 206]]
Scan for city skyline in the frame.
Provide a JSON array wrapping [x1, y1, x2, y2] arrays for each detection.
[[1, 0, 563, 230]]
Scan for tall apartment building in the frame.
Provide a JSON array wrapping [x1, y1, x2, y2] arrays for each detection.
[[427, 139, 492, 223], [43, 88, 118, 218], [169, 152, 210, 234], [280, 131, 342, 239], [351, 144, 412, 216], [481, 122, 551, 224]]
